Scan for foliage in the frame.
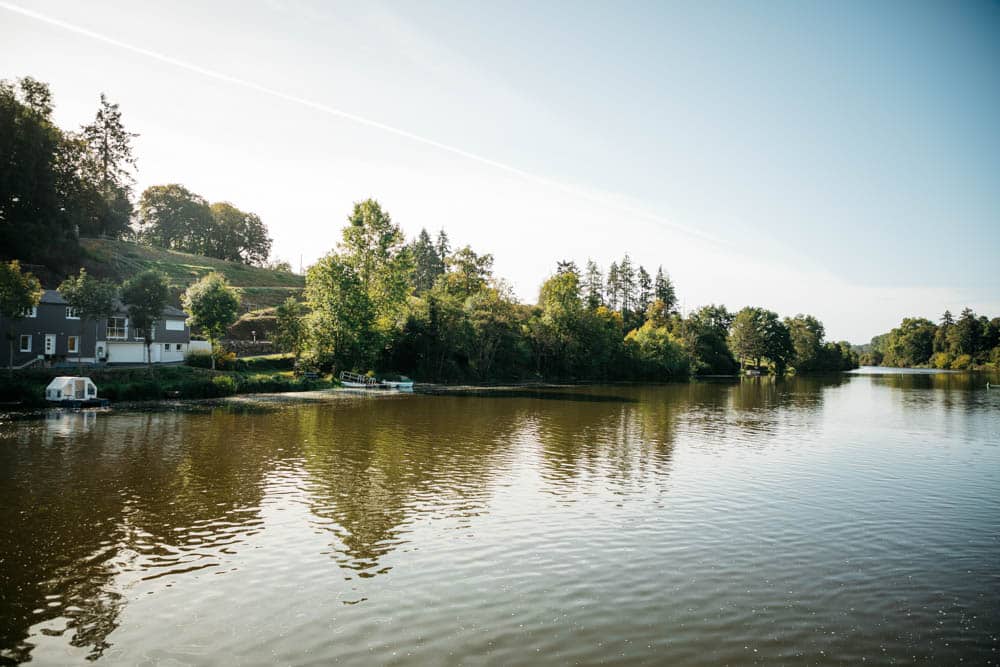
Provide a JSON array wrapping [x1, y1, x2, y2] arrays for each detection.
[[136, 185, 272, 265], [182, 272, 241, 369], [674, 304, 737, 374], [0, 260, 43, 371], [121, 269, 169, 370], [625, 319, 690, 379], [273, 298, 305, 358], [441, 246, 493, 299], [654, 267, 677, 313], [409, 228, 446, 294], [57, 268, 118, 367], [80, 93, 137, 238], [882, 318, 936, 367], [304, 253, 374, 371], [729, 307, 793, 373]]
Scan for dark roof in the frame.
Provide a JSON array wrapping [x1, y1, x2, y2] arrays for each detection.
[[42, 289, 187, 318], [39, 289, 68, 305]]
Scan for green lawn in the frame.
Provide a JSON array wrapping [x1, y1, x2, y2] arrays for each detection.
[[79, 238, 304, 309]]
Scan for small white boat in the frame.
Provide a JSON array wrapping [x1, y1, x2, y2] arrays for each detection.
[[382, 378, 414, 390]]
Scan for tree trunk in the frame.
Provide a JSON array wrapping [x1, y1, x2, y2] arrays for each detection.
[[78, 318, 85, 374], [7, 338, 12, 377], [210, 337, 216, 371]]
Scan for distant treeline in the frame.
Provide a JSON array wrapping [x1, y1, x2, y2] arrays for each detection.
[[269, 199, 858, 382], [0, 77, 275, 272], [862, 310, 1000, 370]]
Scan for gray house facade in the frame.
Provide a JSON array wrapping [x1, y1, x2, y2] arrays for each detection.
[[1, 290, 192, 368]]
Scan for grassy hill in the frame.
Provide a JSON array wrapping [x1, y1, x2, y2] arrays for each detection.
[[79, 238, 304, 311]]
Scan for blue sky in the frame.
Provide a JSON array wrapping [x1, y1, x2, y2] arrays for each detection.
[[2, 0, 998, 341]]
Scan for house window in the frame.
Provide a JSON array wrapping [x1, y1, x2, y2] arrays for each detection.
[[107, 317, 127, 340], [68, 336, 79, 354], [19, 335, 31, 352], [165, 319, 185, 331], [176, 344, 183, 351], [19, 306, 37, 318], [66, 307, 81, 320], [163, 343, 169, 351]]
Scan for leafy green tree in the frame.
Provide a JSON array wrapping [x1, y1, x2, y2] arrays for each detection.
[[676, 304, 736, 374], [209, 202, 272, 265], [57, 268, 117, 370], [121, 270, 169, 371], [584, 259, 603, 310], [465, 281, 520, 379], [729, 306, 793, 373], [409, 228, 445, 294], [531, 270, 589, 377], [442, 246, 493, 299], [785, 314, 825, 372], [933, 310, 954, 354], [882, 317, 936, 367], [273, 297, 305, 361], [625, 319, 689, 379], [0, 78, 81, 262], [0, 261, 43, 373], [136, 184, 215, 253], [948, 308, 980, 357], [182, 272, 240, 370], [80, 93, 137, 238], [340, 199, 412, 333], [304, 253, 374, 371]]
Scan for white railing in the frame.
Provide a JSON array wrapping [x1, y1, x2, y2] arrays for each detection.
[[339, 371, 379, 385]]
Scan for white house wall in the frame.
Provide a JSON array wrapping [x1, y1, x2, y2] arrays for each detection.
[[106, 342, 146, 364]]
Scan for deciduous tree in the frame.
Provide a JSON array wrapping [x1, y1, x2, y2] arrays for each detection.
[[122, 270, 169, 372], [182, 272, 240, 370], [0, 261, 43, 373], [58, 268, 117, 371]]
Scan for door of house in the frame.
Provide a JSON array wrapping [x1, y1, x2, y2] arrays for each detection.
[[96, 342, 106, 361], [44, 334, 56, 356]]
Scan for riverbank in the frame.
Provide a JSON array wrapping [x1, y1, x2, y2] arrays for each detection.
[[0, 364, 336, 408]]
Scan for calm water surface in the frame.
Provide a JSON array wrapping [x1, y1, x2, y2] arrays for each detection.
[[1, 372, 998, 665]]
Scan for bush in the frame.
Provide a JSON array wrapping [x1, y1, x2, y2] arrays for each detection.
[[950, 354, 973, 370], [186, 349, 238, 370], [211, 375, 238, 395], [931, 352, 953, 369], [237, 354, 295, 372]]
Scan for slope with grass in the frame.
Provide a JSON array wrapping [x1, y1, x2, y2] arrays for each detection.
[[79, 238, 304, 310]]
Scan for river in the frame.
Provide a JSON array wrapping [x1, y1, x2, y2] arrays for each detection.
[[1, 370, 998, 664]]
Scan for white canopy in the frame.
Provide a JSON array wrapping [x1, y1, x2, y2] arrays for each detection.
[[45, 376, 98, 401]]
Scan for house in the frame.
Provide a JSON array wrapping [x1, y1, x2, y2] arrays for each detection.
[[0, 289, 192, 368]]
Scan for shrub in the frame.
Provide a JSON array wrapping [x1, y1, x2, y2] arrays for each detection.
[[931, 352, 953, 369], [186, 349, 238, 370], [238, 354, 295, 372], [950, 354, 973, 370], [211, 375, 238, 395]]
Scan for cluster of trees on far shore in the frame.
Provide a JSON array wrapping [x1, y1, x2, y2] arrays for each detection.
[[1, 77, 273, 270], [862, 310, 1000, 370], [259, 199, 857, 382]]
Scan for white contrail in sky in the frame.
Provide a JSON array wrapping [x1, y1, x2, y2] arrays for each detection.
[[0, 0, 724, 246]]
